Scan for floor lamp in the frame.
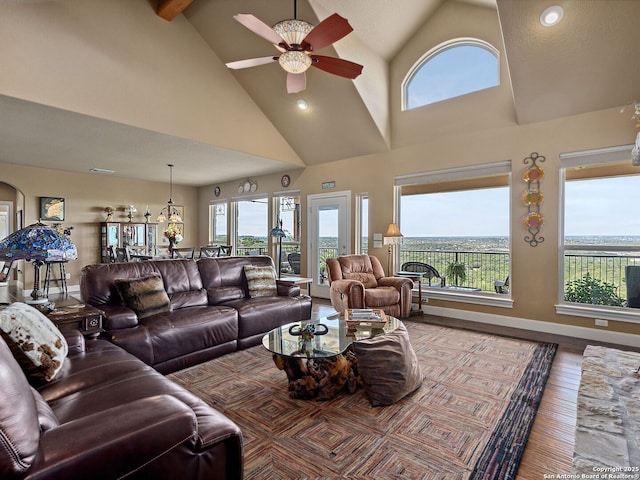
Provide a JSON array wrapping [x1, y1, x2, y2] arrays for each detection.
[[0, 222, 77, 309], [270, 220, 286, 279], [383, 223, 403, 275]]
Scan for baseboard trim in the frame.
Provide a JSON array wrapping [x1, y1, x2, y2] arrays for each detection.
[[423, 305, 639, 348]]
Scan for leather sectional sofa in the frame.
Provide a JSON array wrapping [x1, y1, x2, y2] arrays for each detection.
[[0, 255, 312, 479], [80, 255, 313, 373], [0, 329, 243, 479]]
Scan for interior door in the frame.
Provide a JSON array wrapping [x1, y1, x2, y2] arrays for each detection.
[[307, 191, 351, 299]]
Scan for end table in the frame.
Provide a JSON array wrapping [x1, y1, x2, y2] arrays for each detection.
[[47, 303, 104, 338]]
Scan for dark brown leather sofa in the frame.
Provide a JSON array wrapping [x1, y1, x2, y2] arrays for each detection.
[[80, 255, 312, 373], [0, 329, 243, 480]]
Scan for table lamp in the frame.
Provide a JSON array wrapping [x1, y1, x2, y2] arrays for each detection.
[[0, 222, 77, 309]]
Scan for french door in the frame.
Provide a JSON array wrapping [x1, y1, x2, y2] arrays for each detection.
[[307, 191, 351, 299]]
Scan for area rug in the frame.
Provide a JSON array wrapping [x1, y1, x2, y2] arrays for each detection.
[[169, 321, 557, 479]]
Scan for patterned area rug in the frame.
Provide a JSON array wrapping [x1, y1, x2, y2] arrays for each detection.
[[169, 321, 557, 479]]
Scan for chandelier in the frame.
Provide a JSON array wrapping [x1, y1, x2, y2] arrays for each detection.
[[156, 164, 183, 223]]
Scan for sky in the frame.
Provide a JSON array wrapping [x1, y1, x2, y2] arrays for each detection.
[[564, 175, 640, 236]]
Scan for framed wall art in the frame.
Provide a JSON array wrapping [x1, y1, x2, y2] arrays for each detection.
[[40, 197, 65, 221]]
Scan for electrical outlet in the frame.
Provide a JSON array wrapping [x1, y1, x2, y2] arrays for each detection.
[[65, 273, 71, 280], [595, 318, 608, 327]]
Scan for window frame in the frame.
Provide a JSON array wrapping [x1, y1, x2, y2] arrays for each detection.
[[556, 144, 640, 324], [356, 193, 369, 255], [232, 194, 269, 256], [395, 161, 513, 308], [209, 201, 228, 246], [402, 38, 499, 111]]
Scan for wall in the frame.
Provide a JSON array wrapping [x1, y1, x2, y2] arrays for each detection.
[[199, 106, 638, 339], [0, 165, 198, 293]]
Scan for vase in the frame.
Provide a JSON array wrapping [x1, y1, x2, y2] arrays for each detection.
[[168, 237, 175, 256]]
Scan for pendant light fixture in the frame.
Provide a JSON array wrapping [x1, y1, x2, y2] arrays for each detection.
[[157, 164, 183, 223]]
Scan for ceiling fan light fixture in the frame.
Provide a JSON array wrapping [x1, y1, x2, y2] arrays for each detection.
[[273, 19, 313, 46], [279, 51, 312, 74], [540, 6, 563, 27]]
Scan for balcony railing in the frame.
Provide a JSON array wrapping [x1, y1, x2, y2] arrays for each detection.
[[564, 252, 640, 301], [256, 246, 640, 302]]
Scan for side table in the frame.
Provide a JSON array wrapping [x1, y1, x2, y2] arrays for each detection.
[[47, 303, 104, 338], [276, 276, 313, 296], [395, 271, 424, 315]]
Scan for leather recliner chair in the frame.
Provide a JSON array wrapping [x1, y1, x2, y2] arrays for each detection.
[[326, 254, 413, 318]]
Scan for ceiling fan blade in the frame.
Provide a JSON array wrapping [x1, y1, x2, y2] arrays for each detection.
[[302, 13, 353, 51], [311, 55, 363, 79], [287, 73, 306, 94], [233, 14, 287, 47], [226, 56, 277, 70]]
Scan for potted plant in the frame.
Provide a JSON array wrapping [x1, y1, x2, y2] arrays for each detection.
[[446, 261, 467, 287]]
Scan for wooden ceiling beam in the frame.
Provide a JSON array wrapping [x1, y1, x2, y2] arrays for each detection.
[[157, 0, 195, 21]]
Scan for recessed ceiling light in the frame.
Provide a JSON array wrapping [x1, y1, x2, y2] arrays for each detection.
[[296, 99, 309, 110], [540, 6, 563, 27], [89, 167, 115, 174]]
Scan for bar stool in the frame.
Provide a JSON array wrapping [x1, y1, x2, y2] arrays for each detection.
[[44, 260, 68, 296]]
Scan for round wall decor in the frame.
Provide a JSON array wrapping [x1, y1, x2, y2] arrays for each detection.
[[214, 186, 221, 197], [281, 174, 291, 187]]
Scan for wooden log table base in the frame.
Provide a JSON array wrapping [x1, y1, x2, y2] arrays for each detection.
[[272, 349, 362, 400]]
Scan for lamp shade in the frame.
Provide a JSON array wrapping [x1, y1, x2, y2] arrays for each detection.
[[383, 223, 403, 245], [0, 223, 77, 261], [270, 222, 286, 238]]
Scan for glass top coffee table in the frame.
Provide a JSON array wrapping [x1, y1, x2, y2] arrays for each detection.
[[262, 314, 401, 400]]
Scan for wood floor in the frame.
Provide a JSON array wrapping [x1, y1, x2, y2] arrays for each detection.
[[309, 299, 637, 479], [4, 286, 636, 479]]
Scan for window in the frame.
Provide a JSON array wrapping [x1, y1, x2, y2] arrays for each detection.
[[209, 202, 228, 245], [234, 197, 268, 256], [274, 193, 301, 274], [558, 145, 640, 323], [396, 162, 511, 306], [356, 193, 369, 254], [403, 39, 499, 110]]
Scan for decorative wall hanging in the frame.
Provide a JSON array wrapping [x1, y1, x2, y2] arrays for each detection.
[[40, 197, 65, 221], [523, 152, 545, 247]]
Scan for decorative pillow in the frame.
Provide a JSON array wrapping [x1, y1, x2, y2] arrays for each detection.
[[114, 273, 172, 319], [0, 302, 68, 382], [352, 322, 423, 406], [244, 265, 277, 298]]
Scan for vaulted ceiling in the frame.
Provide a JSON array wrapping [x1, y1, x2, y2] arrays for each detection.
[[0, 0, 638, 186]]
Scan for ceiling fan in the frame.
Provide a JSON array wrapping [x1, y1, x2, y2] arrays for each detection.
[[225, 0, 363, 94]]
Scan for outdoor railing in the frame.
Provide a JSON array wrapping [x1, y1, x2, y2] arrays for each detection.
[[564, 252, 640, 300], [243, 246, 640, 300]]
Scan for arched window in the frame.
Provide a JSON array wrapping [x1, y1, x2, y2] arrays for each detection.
[[403, 39, 499, 111]]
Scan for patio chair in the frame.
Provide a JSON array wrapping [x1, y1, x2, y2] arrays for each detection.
[[288, 252, 301, 274], [494, 276, 509, 294], [400, 262, 446, 287], [326, 254, 414, 319]]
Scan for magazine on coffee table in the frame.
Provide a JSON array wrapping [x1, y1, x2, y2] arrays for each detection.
[[345, 309, 388, 328]]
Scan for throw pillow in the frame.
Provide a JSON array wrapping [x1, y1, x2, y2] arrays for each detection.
[[244, 265, 277, 298], [114, 273, 172, 319], [352, 322, 423, 406], [0, 302, 68, 382]]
